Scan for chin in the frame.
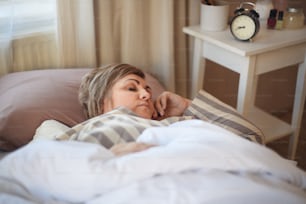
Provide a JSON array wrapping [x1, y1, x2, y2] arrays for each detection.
[[135, 111, 152, 119], [138, 114, 152, 119], [134, 107, 153, 119]]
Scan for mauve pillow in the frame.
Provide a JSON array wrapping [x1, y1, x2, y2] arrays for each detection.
[[0, 68, 165, 151]]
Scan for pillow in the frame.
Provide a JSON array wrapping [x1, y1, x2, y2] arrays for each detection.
[[184, 90, 264, 144], [55, 107, 176, 148], [0, 68, 165, 151], [33, 119, 70, 141]]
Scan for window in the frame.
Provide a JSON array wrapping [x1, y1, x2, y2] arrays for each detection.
[[0, 0, 56, 37]]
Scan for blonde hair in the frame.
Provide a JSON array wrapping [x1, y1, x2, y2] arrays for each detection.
[[79, 63, 145, 119]]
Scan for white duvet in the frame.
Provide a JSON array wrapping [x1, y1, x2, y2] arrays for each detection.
[[0, 120, 306, 204]]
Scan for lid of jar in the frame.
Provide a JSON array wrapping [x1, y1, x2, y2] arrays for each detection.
[[287, 7, 303, 13]]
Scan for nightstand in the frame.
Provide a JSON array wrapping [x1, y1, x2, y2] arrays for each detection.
[[183, 24, 306, 160]]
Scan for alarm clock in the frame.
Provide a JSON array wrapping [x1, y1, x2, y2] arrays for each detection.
[[229, 2, 260, 42]]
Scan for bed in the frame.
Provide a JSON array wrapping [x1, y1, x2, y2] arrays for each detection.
[[0, 68, 305, 204]]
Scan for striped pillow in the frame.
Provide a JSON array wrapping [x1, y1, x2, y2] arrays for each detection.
[[55, 107, 191, 148], [184, 90, 264, 144]]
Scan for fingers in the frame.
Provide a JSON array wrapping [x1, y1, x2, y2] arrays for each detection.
[[154, 91, 191, 119], [158, 95, 167, 116], [154, 92, 169, 117], [152, 108, 159, 120]]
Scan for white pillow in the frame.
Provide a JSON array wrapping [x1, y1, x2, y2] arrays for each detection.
[[33, 120, 70, 141]]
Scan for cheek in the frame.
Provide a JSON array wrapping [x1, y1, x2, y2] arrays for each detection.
[[102, 97, 113, 113], [149, 102, 155, 111], [147, 102, 156, 116], [111, 92, 134, 108]]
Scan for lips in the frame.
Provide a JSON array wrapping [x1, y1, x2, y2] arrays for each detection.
[[138, 102, 150, 107]]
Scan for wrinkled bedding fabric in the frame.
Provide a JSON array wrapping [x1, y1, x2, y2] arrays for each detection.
[[0, 120, 305, 204]]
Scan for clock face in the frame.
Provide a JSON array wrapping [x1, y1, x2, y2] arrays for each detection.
[[230, 15, 257, 41]]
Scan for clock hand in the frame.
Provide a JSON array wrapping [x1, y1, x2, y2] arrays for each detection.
[[236, 26, 246, 30]]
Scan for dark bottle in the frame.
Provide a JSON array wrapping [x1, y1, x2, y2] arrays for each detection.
[[267, 9, 277, 29]]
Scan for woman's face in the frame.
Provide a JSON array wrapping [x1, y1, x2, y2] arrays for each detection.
[[103, 74, 155, 119]]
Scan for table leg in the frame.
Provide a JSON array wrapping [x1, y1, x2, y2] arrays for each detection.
[[236, 56, 257, 114], [288, 59, 306, 160]]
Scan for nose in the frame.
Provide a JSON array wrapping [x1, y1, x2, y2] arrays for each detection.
[[140, 88, 151, 100]]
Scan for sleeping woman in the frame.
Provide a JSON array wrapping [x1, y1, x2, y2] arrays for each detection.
[[78, 63, 191, 155], [69, 63, 263, 156]]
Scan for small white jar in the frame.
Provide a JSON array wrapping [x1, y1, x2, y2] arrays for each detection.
[[284, 7, 305, 29]]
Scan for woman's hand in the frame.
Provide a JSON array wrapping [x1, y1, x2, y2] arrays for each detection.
[[110, 142, 155, 156], [154, 91, 191, 120]]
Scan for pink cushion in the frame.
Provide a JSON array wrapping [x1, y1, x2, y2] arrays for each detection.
[[0, 68, 165, 151]]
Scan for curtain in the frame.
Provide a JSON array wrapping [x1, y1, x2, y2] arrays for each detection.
[[96, 0, 181, 91], [94, 0, 200, 96], [56, 0, 96, 68], [0, 0, 201, 97], [56, 0, 201, 96]]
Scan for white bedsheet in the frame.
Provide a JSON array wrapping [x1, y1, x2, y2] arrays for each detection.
[[0, 120, 305, 204]]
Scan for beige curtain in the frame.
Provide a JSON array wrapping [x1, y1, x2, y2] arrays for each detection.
[[93, 0, 200, 96], [57, 0, 201, 96], [56, 0, 97, 68], [0, 39, 11, 76]]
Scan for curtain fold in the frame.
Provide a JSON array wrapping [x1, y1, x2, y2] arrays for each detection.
[[56, 0, 97, 68], [0, 33, 12, 76]]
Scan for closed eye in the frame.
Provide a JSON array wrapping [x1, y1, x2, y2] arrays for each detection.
[[124, 78, 152, 94], [128, 87, 137, 91]]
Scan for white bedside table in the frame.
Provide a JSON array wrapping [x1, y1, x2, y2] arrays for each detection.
[[183, 24, 306, 160]]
